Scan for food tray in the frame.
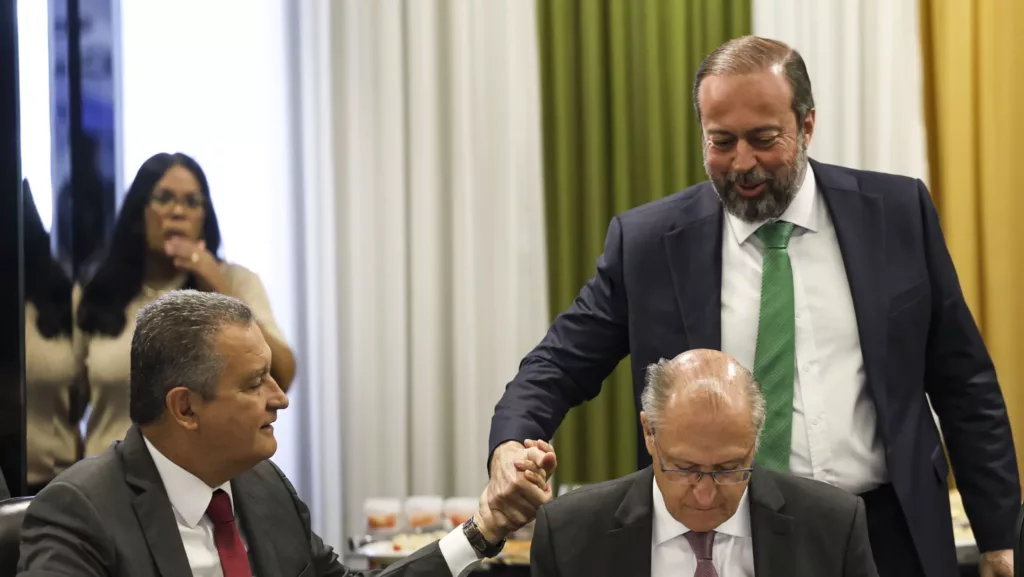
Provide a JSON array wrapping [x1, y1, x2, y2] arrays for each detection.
[[351, 535, 531, 567]]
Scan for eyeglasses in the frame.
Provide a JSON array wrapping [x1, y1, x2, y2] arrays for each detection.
[[653, 435, 753, 486], [150, 190, 204, 211]]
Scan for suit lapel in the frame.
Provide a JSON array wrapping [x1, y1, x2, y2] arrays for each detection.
[[121, 427, 194, 577], [812, 160, 891, 436], [748, 470, 795, 577], [232, 471, 282, 577], [664, 185, 725, 350], [605, 468, 654, 577]]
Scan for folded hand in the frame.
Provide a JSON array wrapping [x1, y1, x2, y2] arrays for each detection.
[[474, 439, 557, 544]]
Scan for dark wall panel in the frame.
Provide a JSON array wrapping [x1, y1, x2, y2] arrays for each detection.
[[1, 0, 27, 498]]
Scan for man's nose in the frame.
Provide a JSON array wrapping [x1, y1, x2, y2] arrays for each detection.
[[268, 378, 289, 409], [691, 475, 718, 505], [731, 140, 757, 174]]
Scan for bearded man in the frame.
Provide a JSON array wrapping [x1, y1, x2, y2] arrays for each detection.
[[485, 35, 1018, 577]]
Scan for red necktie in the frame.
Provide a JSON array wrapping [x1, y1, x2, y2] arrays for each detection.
[[206, 489, 253, 577], [684, 531, 719, 577]]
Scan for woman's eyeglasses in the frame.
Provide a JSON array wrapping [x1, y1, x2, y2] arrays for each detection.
[[151, 190, 204, 210]]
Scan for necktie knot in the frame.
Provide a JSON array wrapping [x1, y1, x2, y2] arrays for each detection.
[[684, 530, 716, 560], [756, 221, 795, 249], [206, 489, 252, 577], [206, 489, 235, 525]]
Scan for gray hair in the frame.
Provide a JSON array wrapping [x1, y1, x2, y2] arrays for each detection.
[[693, 35, 815, 126], [130, 289, 255, 425], [641, 351, 767, 451]]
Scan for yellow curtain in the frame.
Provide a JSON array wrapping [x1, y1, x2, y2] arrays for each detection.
[[920, 0, 1024, 479]]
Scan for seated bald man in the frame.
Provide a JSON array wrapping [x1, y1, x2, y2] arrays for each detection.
[[18, 290, 556, 577], [530, 349, 878, 577]]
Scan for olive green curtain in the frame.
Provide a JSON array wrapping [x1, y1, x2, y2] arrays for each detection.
[[536, 0, 752, 485]]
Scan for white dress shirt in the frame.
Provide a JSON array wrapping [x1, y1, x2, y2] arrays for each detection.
[[143, 438, 481, 577], [651, 478, 754, 576], [719, 166, 888, 495], [144, 437, 247, 577]]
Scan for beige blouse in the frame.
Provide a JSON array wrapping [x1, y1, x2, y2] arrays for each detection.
[[24, 302, 79, 485], [74, 262, 286, 458]]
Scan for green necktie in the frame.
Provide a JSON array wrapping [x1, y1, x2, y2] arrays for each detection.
[[752, 221, 796, 472]]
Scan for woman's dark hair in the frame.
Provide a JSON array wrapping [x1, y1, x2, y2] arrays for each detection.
[[22, 179, 74, 339], [76, 153, 222, 336]]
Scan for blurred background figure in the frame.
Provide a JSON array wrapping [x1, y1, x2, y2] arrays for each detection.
[[73, 153, 296, 458], [54, 134, 115, 278], [21, 179, 77, 495]]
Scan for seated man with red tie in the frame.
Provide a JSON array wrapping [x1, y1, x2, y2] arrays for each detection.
[[17, 290, 556, 577], [530, 349, 877, 577]]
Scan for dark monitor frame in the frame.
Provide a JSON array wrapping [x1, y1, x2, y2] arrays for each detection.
[[1, 0, 118, 497], [1, 0, 27, 498]]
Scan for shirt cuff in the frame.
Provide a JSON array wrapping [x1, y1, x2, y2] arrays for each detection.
[[438, 526, 484, 577]]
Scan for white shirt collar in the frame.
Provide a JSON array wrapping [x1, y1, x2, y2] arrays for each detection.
[[725, 164, 819, 246], [143, 435, 234, 529], [651, 476, 751, 547]]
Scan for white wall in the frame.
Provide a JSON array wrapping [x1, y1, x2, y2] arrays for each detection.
[[120, 0, 304, 489], [17, 0, 53, 230]]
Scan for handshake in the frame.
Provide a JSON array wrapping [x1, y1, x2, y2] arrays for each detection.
[[471, 439, 558, 545]]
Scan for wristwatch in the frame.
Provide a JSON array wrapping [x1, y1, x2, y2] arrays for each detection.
[[461, 517, 506, 559]]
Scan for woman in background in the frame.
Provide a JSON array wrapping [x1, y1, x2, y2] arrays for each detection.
[[75, 152, 296, 457], [22, 179, 79, 494]]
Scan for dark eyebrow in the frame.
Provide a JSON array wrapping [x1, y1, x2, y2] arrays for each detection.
[[248, 365, 270, 381], [748, 125, 783, 133], [154, 188, 202, 198], [707, 125, 783, 137], [670, 458, 745, 470]]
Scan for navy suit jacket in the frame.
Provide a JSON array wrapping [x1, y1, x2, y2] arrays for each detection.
[[490, 159, 1019, 577]]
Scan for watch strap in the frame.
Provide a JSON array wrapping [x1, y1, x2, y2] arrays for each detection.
[[461, 517, 506, 558]]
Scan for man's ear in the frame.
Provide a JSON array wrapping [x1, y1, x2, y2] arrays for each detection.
[[801, 108, 816, 148], [640, 412, 656, 458], [165, 387, 200, 431]]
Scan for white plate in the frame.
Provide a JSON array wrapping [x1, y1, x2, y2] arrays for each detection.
[[355, 541, 411, 564]]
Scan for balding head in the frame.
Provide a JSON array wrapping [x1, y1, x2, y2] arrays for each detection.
[[641, 349, 766, 450], [693, 35, 814, 126], [640, 350, 765, 532]]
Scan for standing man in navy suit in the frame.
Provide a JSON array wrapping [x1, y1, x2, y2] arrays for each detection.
[[486, 35, 1018, 577]]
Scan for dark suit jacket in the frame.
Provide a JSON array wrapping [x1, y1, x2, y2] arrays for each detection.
[[18, 427, 451, 577], [490, 160, 1020, 577], [531, 466, 877, 577]]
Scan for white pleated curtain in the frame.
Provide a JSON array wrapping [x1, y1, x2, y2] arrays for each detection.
[[297, 0, 549, 546], [753, 0, 929, 179]]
